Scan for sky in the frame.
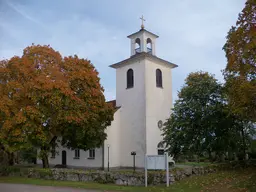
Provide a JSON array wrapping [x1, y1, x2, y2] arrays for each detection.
[[0, 0, 246, 102]]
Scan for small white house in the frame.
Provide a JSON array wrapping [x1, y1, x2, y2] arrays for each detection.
[[37, 24, 178, 169]]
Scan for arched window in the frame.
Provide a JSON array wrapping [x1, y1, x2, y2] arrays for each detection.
[[135, 38, 141, 53], [127, 69, 134, 88], [157, 141, 164, 149], [156, 69, 163, 88], [147, 38, 152, 54]]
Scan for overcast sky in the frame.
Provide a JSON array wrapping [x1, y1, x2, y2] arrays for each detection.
[[0, 0, 246, 102]]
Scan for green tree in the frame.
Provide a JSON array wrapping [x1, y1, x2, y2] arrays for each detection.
[[19, 147, 37, 164], [0, 45, 114, 168], [223, 0, 256, 122], [162, 71, 254, 161]]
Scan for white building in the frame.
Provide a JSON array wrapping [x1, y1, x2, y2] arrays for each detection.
[[38, 24, 178, 169]]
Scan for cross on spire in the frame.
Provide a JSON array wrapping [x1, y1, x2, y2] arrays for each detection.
[[140, 15, 145, 29]]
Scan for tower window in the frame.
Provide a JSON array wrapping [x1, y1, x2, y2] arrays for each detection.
[[135, 38, 141, 53], [127, 69, 134, 88], [147, 38, 152, 54], [156, 69, 163, 88]]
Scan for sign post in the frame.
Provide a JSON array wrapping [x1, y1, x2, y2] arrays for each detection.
[[165, 153, 169, 186], [144, 153, 169, 187], [144, 155, 148, 187], [131, 151, 136, 172]]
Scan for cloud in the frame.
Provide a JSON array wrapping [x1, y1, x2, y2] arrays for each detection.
[[4, 0, 45, 28], [0, 0, 246, 103]]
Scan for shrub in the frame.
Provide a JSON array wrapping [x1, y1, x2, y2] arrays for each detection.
[[0, 166, 21, 176]]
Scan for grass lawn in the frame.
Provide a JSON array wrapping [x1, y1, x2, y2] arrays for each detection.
[[175, 161, 215, 167], [0, 168, 255, 192]]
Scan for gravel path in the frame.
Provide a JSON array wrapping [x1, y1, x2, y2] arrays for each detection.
[[0, 183, 102, 192]]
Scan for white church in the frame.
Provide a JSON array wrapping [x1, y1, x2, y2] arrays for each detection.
[[39, 22, 178, 169]]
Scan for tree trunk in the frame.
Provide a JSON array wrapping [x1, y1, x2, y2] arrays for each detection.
[[241, 128, 246, 160], [208, 150, 212, 162], [234, 153, 238, 161], [42, 153, 49, 168], [220, 153, 225, 162], [42, 155, 49, 168], [41, 147, 49, 168], [228, 151, 233, 161], [7, 152, 14, 166]]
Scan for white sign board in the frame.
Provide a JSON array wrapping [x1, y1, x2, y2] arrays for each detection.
[[146, 155, 166, 170], [144, 153, 169, 187]]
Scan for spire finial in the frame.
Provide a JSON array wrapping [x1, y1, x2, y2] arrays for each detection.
[[140, 15, 145, 29]]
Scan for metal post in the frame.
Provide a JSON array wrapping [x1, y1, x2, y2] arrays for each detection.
[[107, 145, 110, 172], [133, 155, 135, 172], [131, 151, 136, 172], [165, 153, 169, 187], [145, 155, 147, 187]]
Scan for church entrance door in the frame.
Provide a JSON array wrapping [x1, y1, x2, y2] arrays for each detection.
[[62, 150, 67, 165]]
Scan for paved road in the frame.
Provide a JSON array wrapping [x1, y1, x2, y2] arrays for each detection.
[[0, 183, 102, 192]]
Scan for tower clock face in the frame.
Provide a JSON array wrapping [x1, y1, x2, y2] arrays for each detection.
[[158, 120, 163, 129]]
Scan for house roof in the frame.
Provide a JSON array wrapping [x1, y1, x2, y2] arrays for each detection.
[[127, 28, 159, 38], [106, 100, 121, 110], [109, 52, 178, 69]]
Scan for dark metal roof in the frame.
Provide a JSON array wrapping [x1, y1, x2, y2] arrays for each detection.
[[127, 28, 159, 38], [109, 52, 178, 69], [106, 100, 121, 110]]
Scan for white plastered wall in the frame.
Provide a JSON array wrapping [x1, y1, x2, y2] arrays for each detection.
[[116, 59, 147, 168], [144, 58, 173, 156], [104, 109, 121, 168]]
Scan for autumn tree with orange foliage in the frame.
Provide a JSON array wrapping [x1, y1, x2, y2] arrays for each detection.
[[0, 45, 114, 167], [223, 0, 256, 122]]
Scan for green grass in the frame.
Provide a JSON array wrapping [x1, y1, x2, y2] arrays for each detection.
[[176, 161, 215, 167], [0, 176, 200, 192], [0, 168, 255, 192]]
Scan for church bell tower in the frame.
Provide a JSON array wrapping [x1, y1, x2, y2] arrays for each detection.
[[128, 16, 158, 56], [109, 17, 178, 168]]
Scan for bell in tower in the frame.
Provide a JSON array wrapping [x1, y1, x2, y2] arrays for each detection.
[[127, 16, 159, 56]]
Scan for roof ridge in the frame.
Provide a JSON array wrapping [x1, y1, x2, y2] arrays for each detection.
[[109, 52, 178, 69]]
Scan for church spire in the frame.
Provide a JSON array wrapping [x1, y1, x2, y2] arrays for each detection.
[[140, 15, 145, 29]]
